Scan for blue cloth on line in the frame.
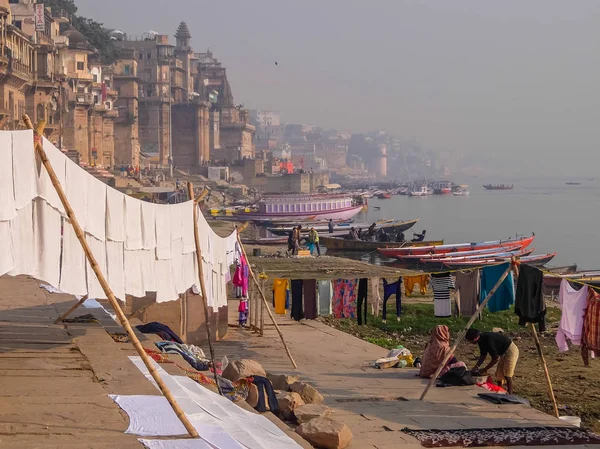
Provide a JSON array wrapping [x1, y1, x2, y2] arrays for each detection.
[[480, 263, 515, 313], [382, 277, 402, 320]]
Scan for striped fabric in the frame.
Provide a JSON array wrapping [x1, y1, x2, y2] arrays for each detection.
[[583, 288, 600, 353], [431, 273, 455, 318]]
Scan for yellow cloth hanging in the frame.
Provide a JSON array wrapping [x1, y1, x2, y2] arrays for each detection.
[[405, 275, 430, 296], [272, 278, 288, 315]]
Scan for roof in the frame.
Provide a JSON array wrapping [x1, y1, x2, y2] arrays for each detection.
[[175, 21, 191, 39], [320, 183, 341, 190]]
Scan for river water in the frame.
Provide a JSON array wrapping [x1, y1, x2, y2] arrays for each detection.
[[345, 178, 600, 270]]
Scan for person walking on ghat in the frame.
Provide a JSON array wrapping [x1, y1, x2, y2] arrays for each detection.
[[466, 328, 519, 394], [292, 225, 302, 255], [328, 219, 334, 234], [308, 227, 321, 256]]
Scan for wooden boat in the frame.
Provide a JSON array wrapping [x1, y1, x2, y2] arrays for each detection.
[[378, 235, 535, 259], [268, 218, 419, 236], [397, 242, 526, 262], [377, 193, 392, 199], [443, 252, 556, 270], [241, 236, 288, 245], [417, 248, 535, 270], [320, 237, 443, 251], [234, 193, 363, 222], [483, 184, 513, 190], [565, 182, 581, 186], [408, 185, 433, 197]]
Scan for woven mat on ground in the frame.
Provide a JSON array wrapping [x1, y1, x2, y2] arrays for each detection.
[[401, 426, 600, 447], [63, 314, 99, 323]]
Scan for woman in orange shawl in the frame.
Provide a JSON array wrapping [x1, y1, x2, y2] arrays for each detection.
[[419, 325, 458, 378]]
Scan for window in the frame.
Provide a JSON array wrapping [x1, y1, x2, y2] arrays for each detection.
[[9, 0, 19, 3], [285, 204, 289, 212], [14, 20, 22, 29], [77, 61, 85, 71], [138, 53, 143, 60], [105, 102, 111, 110], [301, 204, 306, 212], [93, 95, 99, 104], [92, 74, 98, 82], [124, 65, 131, 75], [147, 53, 151, 60]]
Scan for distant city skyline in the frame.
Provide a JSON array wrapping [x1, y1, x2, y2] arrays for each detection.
[[76, 0, 600, 176]]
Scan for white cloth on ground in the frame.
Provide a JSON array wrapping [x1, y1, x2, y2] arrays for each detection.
[[60, 219, 88, 296], [38, 138, 66, 214], [34, 199, 62, 287], [86, 234, 108, 299], [65, 156, 88, 229], [11, 130, 38, 210], [0, 221, 15, 276], [124, 250, 145, 298], [106, 240, 126, 300], [86, 177, 107, 241], [138, 438, 213, 449], [141, 201, 157, 250], [155, 205, 172, 259], [125, 195, 143, 250], [556, 279, 589, 352], [8, 202, 35, 277], [106, 187, 125, 242], [0, 131, 16, 220]]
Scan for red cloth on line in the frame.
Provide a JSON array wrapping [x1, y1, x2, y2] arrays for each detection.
[[582, 288, 600, 365]]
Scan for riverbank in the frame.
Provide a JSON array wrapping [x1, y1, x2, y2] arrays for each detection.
[[322, 301, 600, 432]]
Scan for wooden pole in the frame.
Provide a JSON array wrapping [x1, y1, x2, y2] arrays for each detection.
[[54, 295, 88, 324], [235, 231, 298, 369], [420, 262, 514, 400], [260, 276, 265, 337], [512, 264, 559, 418], [187, 182, 223, 396], [530, 323, 560, 417], [23, 115, 199, 438]]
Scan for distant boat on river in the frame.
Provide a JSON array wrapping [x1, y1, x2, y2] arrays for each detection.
[[483, 184, 513, 190]]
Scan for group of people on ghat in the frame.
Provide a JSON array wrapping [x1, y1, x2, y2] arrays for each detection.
[[342, 222, 428, 244], [287, 225, 321, 256], [418, 325, 519, 394]]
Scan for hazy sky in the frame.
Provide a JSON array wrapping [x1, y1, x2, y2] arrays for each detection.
[[77, 0, 600, 175]]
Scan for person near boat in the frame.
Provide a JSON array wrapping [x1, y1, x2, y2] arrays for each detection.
[[377, 228, 390, 242], [287, 229, 295, 255], [367, 223, 377, 237], [396, 232, 406, 243], [412, 230, 427, 242], [291, 225, 303, 255], [347, 227, 360, 241], [328, 219, 334, 234], [466, 328, 519, 394], [308, 227, 321, 256]]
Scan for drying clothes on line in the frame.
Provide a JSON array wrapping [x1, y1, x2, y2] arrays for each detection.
[[556, 279, 588, 352], [405, 274, 429, 296], [0, 221, 14, 276], [140, 201, 157, 250], [332, 279, 358, 319], [124, 195, 143, 250], [272, 278, 288, 315], [12, 131, 38, 210], [232, 254, 249, 298], [370, 277, 381, 316], [0, 131, 15, 221], [431, 272, 454, 318], [65, 156, 89, 229], [251, 375, 279, 413], [582, 288, 600, 366], [317, 280, 332, 316], [454, 271, 479, 317], [85, 234, 107, 299], [105, 186, 125, 242], [303, 279, 318, 320], [515, 264, 546, 331], [290, 279, 304, 321], [34, 199, 62, 288], [480, 263, 514, 313], [60, 220, 89, 296], [38, 137, 66, 214], [136, 322, 183, 344], [357, 278, 368, 325], [7, 202, 35, 277], [85, 176, 107, 241], [238, 299, 249, 326], [382, 277, 402, 321]]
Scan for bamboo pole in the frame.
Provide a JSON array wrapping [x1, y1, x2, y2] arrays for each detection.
[[260, 276, 265, 337], [511, 264, 559, 418], [23, 115, 199, 438], [235, 230, 298, 369], [187, 182, 223, 396], [54, 295, 88, 324], [420, 262, 514, 400]]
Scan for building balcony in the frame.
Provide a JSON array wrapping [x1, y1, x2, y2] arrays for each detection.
[[74, 93, 94, 104], [8, 59, 33, 82], [51, 8, 71, 24]]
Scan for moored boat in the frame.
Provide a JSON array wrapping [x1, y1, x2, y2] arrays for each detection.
[[483, 184, 513, 190], [378, 235, 535, 259], [397, 242, 526, 262], [268, 218, 419, 237], [320, 236, 443, 251], [234, 193, 363, 222], [408, 185, 433, 197], [417, 248, 535, 270], [443, 252, 556, 270], [377, 192, 392, 199]]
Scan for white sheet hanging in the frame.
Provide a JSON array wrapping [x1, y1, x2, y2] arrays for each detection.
[[124, 250, 145, 298], [0, 132, 16, 221], [86, 177, 107, 241], [140, 250, 157, 293], [171, 238, 186, 295], [86, 234, 107, 299], [106, 187, 125, 242], [8, 202, 35, 277], [33, 199, 62, 288], [106, 240, 126, 300], [0, 221, 15, 276], [141, 202, 157, 250], [170, 201, 183, 241], [60, 219, 88, 296], [155, 204, 172, 259], [11, 130, 38, 210], [125, 195, 143, 251], [181, 201, 195, 254], [65, 157, 89, 229], [155, 258, 178, 303], [38, 138, 66, 214]]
